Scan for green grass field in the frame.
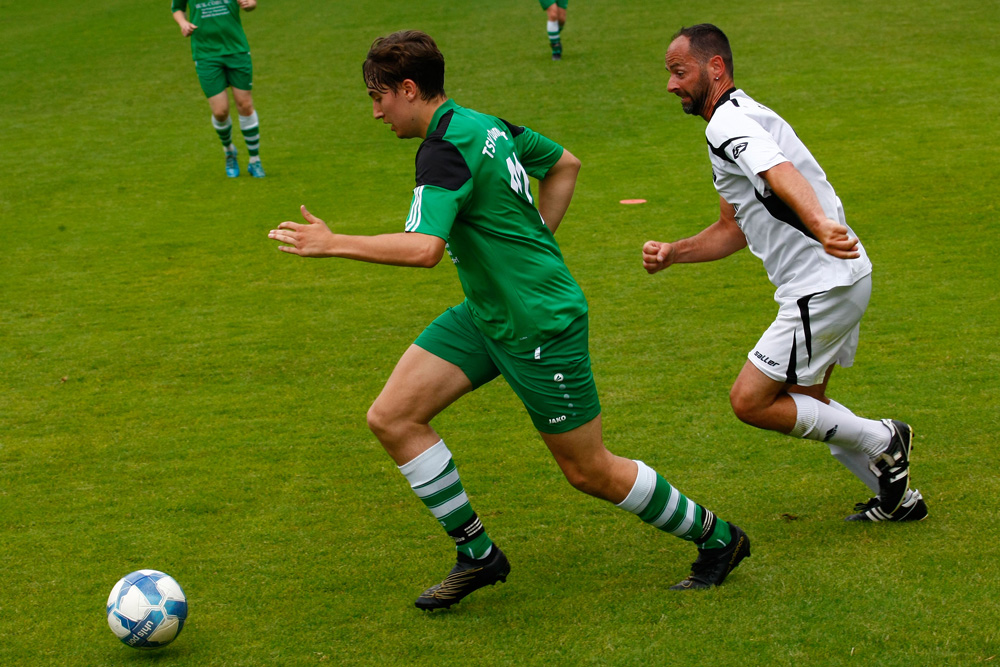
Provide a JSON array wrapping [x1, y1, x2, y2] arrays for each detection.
[[2, 1, 998, 664]]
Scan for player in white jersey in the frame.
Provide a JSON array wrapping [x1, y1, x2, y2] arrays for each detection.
[[642, 24, 926, 522]]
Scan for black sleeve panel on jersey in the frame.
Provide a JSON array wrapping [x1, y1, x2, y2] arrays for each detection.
[[415, 137, 472, 192], [498, 118, 526, 138]]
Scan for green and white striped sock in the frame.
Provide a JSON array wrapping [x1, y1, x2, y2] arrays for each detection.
[[617, 460, 732, 548], [239, 111, 260, 161], [211, 116, 234, 151], [399, 440, 494, 560], [547, 20, 561, 53]]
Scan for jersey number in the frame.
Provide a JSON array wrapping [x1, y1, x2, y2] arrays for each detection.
[[506, 155, 534, 204]]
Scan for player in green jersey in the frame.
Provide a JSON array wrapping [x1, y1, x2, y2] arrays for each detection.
[[539, 0, 569, 60], [171, 0, 265, 178], [268, 30, 750, 609]]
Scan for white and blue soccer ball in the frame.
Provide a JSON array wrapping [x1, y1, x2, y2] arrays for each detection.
[[106, 569, 188, 649]]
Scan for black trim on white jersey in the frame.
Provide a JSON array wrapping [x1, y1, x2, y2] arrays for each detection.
[[415, 110, 472, 191], [706, 88, 744, 163], [708, 136, 751, 164], [711, 87, 739, 116], [753, 189, 818, 242]]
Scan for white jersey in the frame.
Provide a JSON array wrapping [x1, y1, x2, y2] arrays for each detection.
[[706, 89, 872, 299]]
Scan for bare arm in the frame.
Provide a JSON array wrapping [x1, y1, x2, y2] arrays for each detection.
[[268, 206, 446, 268], [536, 149, 580, 234], [760, 161, 859, 259], [642, 197, 747, 274], [172, 10, 197, 37]]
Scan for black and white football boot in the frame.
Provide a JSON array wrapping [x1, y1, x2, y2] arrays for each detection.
[[846, 488, 928, 522], [868, 419, 913, 515]]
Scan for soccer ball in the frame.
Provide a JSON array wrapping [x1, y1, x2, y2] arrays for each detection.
[[106, 569, 188, 649]]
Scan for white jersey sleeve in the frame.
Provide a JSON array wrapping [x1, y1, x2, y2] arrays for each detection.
[[706, 108, 788, 196], [705, 89, 872, 299]]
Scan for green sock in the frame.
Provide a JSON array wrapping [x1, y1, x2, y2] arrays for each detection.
[[617, 460, 733, 548], [211, 116, 233, 149], [399, 440, 493, 559], [547, 20, 561, 53], [239, 112, 260, 160]]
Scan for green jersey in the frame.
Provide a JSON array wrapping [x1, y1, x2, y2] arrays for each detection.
[[172, 0, 250, 60], [406, 99, 587, 353]]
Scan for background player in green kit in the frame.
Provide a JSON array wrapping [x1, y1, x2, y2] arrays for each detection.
[[268, 30, 750, 609], [172, 0, 265, 178], [539, 0, 568, 60]]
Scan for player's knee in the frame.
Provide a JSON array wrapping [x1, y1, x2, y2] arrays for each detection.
[[366, 400, 395, 441], [729, 386, 762, 425], [560, 462, 608, 498]]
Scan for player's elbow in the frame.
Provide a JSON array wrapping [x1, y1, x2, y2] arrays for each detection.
[[413, 246, 442, 268], [410, 235, 445, 268], [562, 150, 582, 174]]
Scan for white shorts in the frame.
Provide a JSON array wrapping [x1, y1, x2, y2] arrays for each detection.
[[749, 274, 872, 387]]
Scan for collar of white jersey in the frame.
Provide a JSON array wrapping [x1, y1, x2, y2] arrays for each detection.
[[711, 87, 740, 116]]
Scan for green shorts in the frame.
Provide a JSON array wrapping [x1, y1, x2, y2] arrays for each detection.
[[539, 0, 568, 8], [414, 302, 600, 434], [194, 52, 253, 97]]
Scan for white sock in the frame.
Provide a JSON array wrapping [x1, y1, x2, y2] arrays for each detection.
[[824, 399, 880, 493], [789, 393, 891, 458], [239, 111, 260, 160], [398, 439, 450, 488], [547, 20, 560, 41], [615, 460, 655, 512], [238, 110, 259, 130]]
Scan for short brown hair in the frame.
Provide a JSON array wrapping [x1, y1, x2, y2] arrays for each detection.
[[363, 30, 446, 101], [673, 24, 734, 78]]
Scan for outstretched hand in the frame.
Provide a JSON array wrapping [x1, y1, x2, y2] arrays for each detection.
[[642, 240, 676, 274], [815, 218, 860, 259], [268, 205, 335, 257]]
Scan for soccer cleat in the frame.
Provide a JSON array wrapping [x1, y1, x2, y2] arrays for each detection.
[[551, 41, 562, 60], [670, 523, 750, 590], [225, 149, 239, 178], [845, 488, 928, 522], [247, 160, 266, 178], [415, 546, 510, 610], [868, 419, 913, 515]]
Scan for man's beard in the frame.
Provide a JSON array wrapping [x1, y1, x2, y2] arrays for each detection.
[[681, 69, 711, 116]]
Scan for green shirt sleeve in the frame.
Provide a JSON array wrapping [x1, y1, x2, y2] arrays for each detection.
[[404, 180, 474, 241], [501, 122, 564, 180], [404, 135, 474, 240], [171, 0, 187, 13]]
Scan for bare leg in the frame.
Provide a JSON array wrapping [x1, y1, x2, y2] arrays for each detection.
[[207, 90, 230, 122], [366, 344, 473, 464], [539, 415, 638, 503], [230, 87, 255, 117]]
